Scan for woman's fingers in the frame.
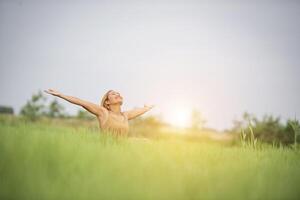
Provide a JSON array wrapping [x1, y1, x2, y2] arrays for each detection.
[[44, 89, 50, 94], [144, 104, 155, 110], [44, 89, 59, 96]]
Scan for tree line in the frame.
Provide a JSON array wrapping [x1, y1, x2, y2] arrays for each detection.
[[0, 90, 93, 121], [1, 90, 299, 146]]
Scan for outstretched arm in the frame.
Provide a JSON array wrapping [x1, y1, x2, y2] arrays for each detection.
[[124, 105, 155, 120], [44, 89, 105, 117]]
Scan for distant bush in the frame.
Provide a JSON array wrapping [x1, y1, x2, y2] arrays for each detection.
[[0, 106, 14, 115], [129, 115, 166, 138], [76, 109, 94, 120], [230, 112, 300, 146]]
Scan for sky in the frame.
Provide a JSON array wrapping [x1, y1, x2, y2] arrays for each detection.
[[0, 0, 299, 131]]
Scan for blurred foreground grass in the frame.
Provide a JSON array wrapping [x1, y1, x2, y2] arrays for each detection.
[[1, 115, 300, 200]]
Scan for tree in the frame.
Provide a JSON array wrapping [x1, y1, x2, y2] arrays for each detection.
[[46, 99, 66, 118], [20, 90, 47, 121], [190, 109, 206, 131]]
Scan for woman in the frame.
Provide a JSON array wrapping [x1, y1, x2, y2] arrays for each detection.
[[44, 89, 154, 136]]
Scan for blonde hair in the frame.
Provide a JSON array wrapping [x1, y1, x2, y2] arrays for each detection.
[[100, 90, 113, 110]]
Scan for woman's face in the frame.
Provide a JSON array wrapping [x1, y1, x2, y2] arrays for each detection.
[[107, 90, 123, 105]]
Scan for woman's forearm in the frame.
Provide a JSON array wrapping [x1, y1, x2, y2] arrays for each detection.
[[133, 107, 149, 116], [58, 94, 83, 106], [126, 107, 150, 120], [57, 94, 102, 116]]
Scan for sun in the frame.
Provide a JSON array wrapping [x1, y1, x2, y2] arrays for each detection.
[[164, 106, 191, 128]]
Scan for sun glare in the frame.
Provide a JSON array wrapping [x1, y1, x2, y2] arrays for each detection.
[[164, 106, 191, 128]]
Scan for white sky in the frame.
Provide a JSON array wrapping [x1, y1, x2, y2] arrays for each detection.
[[1, 0, 299, 130]]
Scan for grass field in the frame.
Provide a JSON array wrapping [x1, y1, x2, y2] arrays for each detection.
[[1, 117, 300, 200]]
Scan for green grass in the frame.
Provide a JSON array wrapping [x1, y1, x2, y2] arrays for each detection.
[[1, 118, 300, 200]]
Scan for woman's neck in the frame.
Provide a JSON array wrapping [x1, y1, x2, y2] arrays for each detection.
[[109, 104, 121, 114]]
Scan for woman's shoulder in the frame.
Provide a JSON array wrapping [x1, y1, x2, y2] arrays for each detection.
[[97, 107, 109, 120]]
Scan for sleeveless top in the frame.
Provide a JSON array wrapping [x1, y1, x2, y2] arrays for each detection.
[[100, 111, 129, 136]]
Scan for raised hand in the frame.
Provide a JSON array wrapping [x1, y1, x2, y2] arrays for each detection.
[[144, 104, 155, 111], [44, 89, 61, 97]]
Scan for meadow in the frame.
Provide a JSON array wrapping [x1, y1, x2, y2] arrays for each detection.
[[1, 115, 300, 200]]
